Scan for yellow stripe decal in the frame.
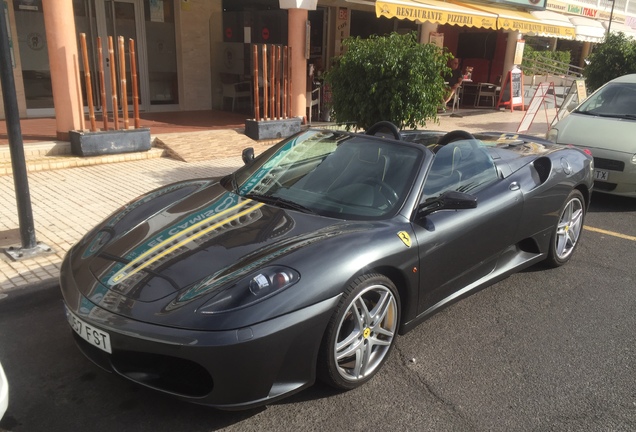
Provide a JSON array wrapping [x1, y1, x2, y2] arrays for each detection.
[[110, 200, 264, 284]]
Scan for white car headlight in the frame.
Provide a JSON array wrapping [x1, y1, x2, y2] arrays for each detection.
[[0, 360, 8, 421], [631, 153, 636, 164]]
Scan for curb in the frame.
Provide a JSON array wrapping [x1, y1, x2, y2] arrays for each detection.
[[0, 279, 59, 306]]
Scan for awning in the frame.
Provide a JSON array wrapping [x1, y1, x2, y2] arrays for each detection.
[[568, 16, 605, 42], [601, 20, 636, 39], [457, 3, 575, 39], [375, 0, 498, 30]]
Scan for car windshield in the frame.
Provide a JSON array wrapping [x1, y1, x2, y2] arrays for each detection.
[[226, 130, 423, 220], [575, 82, 636, 118]]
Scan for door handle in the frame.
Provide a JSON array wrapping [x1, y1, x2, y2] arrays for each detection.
[[509, 182, 520, 191]]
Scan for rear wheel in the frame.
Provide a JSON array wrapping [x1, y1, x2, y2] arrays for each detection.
[[545, 189, 585, 267], [318, 274, 400, 390]]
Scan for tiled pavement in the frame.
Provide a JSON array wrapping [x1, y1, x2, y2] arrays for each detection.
[[0, 108, 554, 294]]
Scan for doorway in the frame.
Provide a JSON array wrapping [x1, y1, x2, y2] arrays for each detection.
[[94, 0, 149, 112], [95, 0, 179, 113]]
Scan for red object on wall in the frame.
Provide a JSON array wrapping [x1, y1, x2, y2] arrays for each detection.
[[225, 27, 233, 39], [262, 27, 270, 40]]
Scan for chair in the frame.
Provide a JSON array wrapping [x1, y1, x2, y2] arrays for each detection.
[[306, 85, 321, 123], [220, 73, 252, 112], [451, 85, 461, 112], [474, 83, 498, 107]]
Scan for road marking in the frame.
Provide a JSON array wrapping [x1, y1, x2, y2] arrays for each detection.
[[584, 226, 636, 242]]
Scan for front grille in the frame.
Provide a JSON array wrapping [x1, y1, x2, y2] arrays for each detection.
[[594, 157, 625, 172], [112, 350, 214, 398], [594, 181, 617, 191]]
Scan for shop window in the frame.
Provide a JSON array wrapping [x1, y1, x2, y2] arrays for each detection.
[[144, 0, 178, 105]]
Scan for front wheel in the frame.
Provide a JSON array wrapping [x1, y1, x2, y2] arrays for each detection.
[[318, 274, 400, 390], [545, 189, 585, 267]]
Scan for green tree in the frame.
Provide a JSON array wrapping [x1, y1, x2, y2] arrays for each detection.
[[323, 32, 451, 130], [583, 32, 636, 92]]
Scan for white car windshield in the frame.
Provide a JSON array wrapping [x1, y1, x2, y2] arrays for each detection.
[[228, 130, 423, 219], [575, 82, 636, 118]]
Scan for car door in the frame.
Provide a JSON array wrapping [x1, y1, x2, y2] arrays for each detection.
[[412, 141, 524, 312]]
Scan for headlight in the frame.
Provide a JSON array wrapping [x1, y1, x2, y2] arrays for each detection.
[[546, 128, 558, 143], [197, 266, 300, 314], [631, 153, 636, 164]]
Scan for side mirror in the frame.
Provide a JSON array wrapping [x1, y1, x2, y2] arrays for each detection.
[[418, 190, 477, 217], [242, 147, 255, 165]]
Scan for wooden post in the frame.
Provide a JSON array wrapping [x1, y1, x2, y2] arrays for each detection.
[[262, 45, 268, 120], [252, 44, 260, 121], [96, 36, 108, 131], [269, 45, 275, 119], [118, 36, 129, 129], [108, 36, 119, 129], [129, 38, 140, 128], [282, 47, 288, 118], [79, 33, 96, 131], [287, 49, 292, 119], [276, 46, 281, 120]]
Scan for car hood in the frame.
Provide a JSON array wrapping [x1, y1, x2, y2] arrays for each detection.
[[554, 113, 636, 152], [68, 179, 373, 325]]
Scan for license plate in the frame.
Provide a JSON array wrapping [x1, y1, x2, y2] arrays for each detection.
[[65, 307, 112, 354], [594, 169, 609, 181]]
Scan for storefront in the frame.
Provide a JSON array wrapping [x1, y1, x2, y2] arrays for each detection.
[[8, 0, 179, 117], [376, 0, 576, 84], [2, 0, 636, 128]]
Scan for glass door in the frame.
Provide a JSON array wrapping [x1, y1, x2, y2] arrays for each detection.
[[95, 0, 150, 113]]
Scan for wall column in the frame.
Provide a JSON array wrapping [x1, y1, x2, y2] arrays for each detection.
[[579, 42, 592, 68], [502, 30, 521, 82], [418, 22, 438, 44], [42, 0, 83, 139], [287, 8, 308, 120]]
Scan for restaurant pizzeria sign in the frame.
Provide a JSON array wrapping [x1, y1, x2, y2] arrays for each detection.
[[377, 1, 575, 38], [376, 2, 497, 30], [499, 18, 575, 37]]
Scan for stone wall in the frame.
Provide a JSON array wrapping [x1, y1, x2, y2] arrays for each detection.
[[176, 0, 217, 111]]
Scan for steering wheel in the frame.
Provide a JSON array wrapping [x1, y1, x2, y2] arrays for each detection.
[[437, 130, 475, 146], [363, 179, 399, 207], [365, 121, 401, 140]]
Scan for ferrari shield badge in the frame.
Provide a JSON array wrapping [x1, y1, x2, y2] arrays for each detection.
[[397, 231, 411, 248]]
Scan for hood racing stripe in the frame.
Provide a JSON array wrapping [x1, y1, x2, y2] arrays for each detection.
[[108, 200, 264, 285]]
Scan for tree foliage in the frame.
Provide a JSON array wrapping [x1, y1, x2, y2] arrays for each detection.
[[323, 32, 451, 130], [583, 32, 636, 92]]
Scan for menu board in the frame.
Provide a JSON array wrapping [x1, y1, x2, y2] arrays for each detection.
[[497, 67, 524, 112]]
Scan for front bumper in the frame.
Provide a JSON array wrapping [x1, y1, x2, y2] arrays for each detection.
[[591, 150, 636, 197], [61, 280, 339, 410]]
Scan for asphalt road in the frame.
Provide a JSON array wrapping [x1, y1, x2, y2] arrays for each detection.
[[0, 193, 635, 432]]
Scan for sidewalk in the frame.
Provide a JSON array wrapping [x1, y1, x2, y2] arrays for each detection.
[[0, 108, 555, 294]]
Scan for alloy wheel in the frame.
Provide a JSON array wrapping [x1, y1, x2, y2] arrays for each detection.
[[554, 196, 584, 261], [333, 284, 398, 382]]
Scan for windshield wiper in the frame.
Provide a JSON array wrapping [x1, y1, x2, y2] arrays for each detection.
[[591, 113, 636, 119], [231, 173, 240, 194], [243, 193, 316, 214], [574, 110, 636, 120]]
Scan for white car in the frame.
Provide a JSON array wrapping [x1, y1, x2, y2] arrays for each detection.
[[0, 360, 7, 420], [547, 74, 636, 197]]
